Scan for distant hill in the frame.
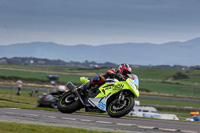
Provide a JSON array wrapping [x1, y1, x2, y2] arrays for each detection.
[[0, 38, 200, 66]]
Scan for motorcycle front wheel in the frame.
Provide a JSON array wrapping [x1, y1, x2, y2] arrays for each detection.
[[107, 96, 134, 118], [57, 91, 82, 113]]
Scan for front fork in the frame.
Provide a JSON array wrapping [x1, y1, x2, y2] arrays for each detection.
[[74, 90, 85, 106], [117, 91, 125, 103]]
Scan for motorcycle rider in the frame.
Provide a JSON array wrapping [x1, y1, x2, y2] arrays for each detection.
[[81, 63, 139, 91]]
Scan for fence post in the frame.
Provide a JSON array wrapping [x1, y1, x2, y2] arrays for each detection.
[[10, 86, 15, 99]]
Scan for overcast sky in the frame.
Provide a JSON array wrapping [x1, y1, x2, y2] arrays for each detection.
[[0, 0, 200, 46]]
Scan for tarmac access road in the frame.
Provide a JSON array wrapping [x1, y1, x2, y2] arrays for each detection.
[[0, 108, 199, 133]]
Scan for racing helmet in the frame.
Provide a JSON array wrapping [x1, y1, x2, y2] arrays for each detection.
[[119, 63, 132, 76]]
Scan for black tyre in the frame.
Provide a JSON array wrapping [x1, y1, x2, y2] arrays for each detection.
[[107, 96, 134, 118], [37, 103, 44, 107], [57, 91, 82, 113]]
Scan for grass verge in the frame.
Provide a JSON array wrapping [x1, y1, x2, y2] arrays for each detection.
[[0, 121, 118, 133]]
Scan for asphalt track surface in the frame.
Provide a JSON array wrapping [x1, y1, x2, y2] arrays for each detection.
[[0, 108, 199, 133]]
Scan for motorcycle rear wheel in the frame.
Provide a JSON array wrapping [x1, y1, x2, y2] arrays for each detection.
[[57, 91, 82, 113], [107, 96, 134, 118]]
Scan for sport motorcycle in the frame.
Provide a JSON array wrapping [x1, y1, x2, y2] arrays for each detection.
[[38, 94, 59, 108], [57, 74, 139, 118]]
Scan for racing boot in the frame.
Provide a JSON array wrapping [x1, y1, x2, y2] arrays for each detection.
[[78, 82, 91, 93]]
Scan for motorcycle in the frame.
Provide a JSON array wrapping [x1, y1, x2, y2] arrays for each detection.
[[57, 74, 139, 118], [38, 94, 59, 108]]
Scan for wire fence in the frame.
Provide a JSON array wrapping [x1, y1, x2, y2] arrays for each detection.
[[0, 85, 56, 100]]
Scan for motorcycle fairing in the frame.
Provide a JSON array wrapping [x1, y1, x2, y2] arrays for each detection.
[[126, 78, 139, 97], [94, 83, 121, 98], [80, 77, 89, 84], [88, 93, 112, 111], [93, 79, 139, 99]]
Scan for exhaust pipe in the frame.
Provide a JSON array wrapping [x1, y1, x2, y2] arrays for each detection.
[[66, 82, 85, 106]]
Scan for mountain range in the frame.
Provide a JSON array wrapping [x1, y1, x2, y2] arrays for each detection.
[[0, 38, 200, 66]]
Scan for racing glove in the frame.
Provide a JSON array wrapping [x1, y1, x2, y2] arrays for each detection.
[[115, 72, 125, 81]]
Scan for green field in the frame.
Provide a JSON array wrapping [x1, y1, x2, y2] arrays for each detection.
[[0, 69, 89, 84], [0, 88, 38, 108], [140, 82, 200, 97], [0, 63, 108, 73], [1, 63, 200, 97]]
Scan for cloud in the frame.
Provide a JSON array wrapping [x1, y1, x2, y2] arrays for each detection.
[[0, 0, 200, 45]]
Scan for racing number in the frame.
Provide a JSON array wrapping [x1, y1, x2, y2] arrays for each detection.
[[98, 102, 106, 110]]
